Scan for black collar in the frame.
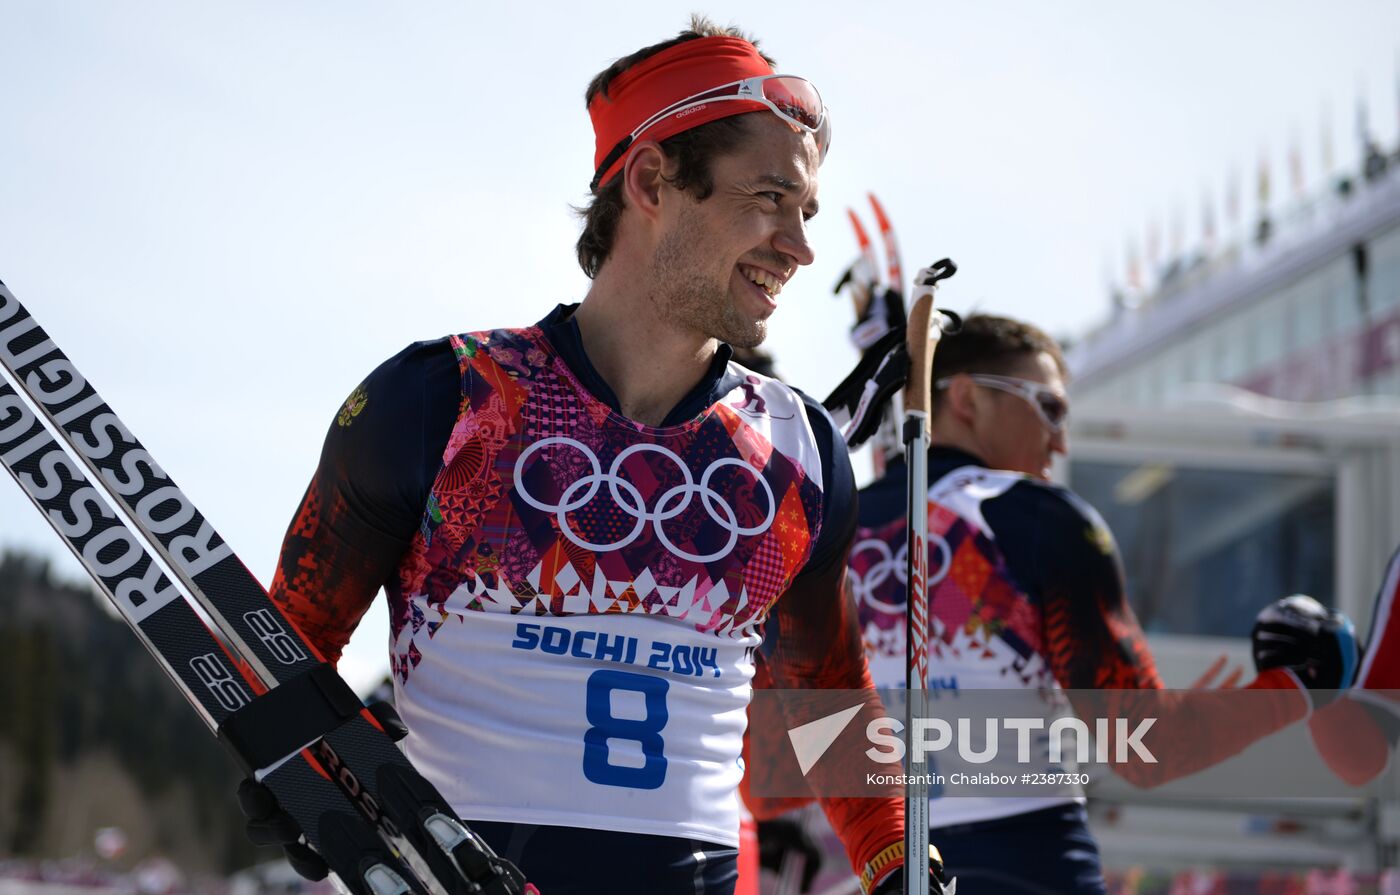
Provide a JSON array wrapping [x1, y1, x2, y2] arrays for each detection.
[[929, 445, 989, 469], [537, 304, 738, 427]]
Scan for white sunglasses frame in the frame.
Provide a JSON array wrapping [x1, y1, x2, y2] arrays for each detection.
[[591, 74, 830, 190], [935, 373, 1070, 434]]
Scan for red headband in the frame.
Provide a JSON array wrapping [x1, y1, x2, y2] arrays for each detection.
[[589, 35, 774, 190]]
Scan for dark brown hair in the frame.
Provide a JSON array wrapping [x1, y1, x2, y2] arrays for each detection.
[[575, 16, 776, 278], [931, 314, 1068, 413]]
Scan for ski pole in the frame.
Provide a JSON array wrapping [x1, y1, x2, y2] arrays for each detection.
[[902, 259, 956, 895]]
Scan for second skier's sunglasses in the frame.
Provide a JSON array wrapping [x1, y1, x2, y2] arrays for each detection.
[[591, 75, 831, 191], [936, 373, 1070, 433]]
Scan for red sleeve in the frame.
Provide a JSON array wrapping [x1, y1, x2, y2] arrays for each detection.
[[270, 341, 460, 662], [1034, 490, 1307, 786], [758, 526, 908, 885], [269, 474, 389, 664], [1307, 696, 1394, 785]]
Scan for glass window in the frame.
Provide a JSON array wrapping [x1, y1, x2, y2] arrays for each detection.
[[1289, 279, 1322, 355], [1207, 330, 1229, 381], [1179, 331, 1207, 385], [1117, 375, 1135, 402], [1158, 346, 1182, 396], [1069, 460, 1336, 637], [1254, 301, 1286, 369], [1136, 371, 1155, 403], [1330, 253, 1362, 334], [1369, 223, 1400, 313], [1221, 314, 1251, 381], [1295, 263, 1338, 352], [1144, 362, 1165, 401]]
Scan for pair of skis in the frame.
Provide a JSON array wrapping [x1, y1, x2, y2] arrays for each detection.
[[0, 280, 534, 895], [836, 195, 908, 476], [842, 194, 903, 325]]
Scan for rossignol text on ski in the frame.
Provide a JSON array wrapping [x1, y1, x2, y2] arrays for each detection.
[[0, 279, 536, 895]]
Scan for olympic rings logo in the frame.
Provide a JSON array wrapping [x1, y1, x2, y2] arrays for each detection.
[[849, 532, 952, 615], [513, 437, 776, 563]]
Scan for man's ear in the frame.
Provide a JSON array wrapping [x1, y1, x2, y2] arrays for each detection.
[[621, 141, 668, 223], [942, 375, 981, 427]]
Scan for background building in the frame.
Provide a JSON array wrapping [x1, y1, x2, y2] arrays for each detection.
[[1063, 132, 1400, 876], [1072, 154, 1400, 406]]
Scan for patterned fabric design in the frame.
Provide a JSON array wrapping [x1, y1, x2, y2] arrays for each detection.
[[388, 327, 824, 681], [274, 477, 335, 657], [852, 501, 1049, 688]]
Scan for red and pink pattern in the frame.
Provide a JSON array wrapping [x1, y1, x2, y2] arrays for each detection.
[[387, 327, 824, 679], [851, 508, 1044, 681]]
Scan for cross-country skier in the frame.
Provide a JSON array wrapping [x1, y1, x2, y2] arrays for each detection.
[[246, 17, 947, 895], [758, 312, 1357, 894]]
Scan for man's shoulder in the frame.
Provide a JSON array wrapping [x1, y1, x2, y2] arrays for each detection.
[[454, 324, 547, 351], [721, 361, 828, 422], [720, 364, 841, 464], [994, 477, 1117, 561], [927, 461, 1086, 517], [1013, 476, 1111, 535], [363, 324, 548, 387], [368, 336, 457, 383], [924, 462, 1114, 553], [337, 337, 459, 434], [1004, 475, 1094, 519]]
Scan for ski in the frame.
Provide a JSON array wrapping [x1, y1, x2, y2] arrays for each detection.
[[867, 193, 903, 298], [837, 197, 911, 474], [846, 206, 881, 309], [0, 279, 532, 895], [0, 375, 416, 895]]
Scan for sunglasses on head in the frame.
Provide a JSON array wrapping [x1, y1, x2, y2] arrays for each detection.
[[935, 373, 1070, 433], [592, 74, 831, 191]]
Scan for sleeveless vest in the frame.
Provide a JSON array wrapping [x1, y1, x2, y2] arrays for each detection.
[[387, 327, 825, 845]]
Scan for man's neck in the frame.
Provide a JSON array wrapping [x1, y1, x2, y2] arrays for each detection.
[[928, 420, 985, 464], [573, 269, 718, 427]]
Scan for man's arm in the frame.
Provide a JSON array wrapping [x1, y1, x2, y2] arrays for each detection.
[[1009, 486, 1308, 787], [1024, 487, 1164, 691], [270, 340, 460, 662]]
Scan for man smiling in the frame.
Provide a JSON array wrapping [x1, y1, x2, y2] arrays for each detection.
[[253, 17, 944, 895]]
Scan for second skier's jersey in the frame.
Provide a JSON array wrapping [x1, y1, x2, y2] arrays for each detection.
[[389, 324, 825, 844], [855, 465, 1049, 693], [852, 448, 1162, 827]]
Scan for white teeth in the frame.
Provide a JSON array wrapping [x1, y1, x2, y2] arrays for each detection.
[[741, 266, 782, 296]]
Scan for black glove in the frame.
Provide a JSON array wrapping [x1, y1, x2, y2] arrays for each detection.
[[238, 776, 332, 879], [1253, 595, 1359, 700], [823, 326, 909, 451], [756, 817, 823, 893], [823, 304, 961, 452], [237, 700, 536, 895], [238, 700, 410, 881], [869, 845, 954, 895]]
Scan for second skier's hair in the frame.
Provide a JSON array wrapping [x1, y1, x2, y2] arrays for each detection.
[[931, 314, 1068, 414], [574, 16, 776, 279]]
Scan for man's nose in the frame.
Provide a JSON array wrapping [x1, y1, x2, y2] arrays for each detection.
[[773, 214, 815, 268]]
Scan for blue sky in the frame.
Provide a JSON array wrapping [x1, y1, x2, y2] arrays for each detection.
[[2, 0, 1398, 689]]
